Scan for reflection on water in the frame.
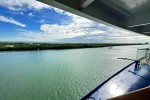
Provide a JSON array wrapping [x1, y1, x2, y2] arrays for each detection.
[[0, 45, 148, 100]]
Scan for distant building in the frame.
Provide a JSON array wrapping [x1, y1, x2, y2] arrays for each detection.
[[5, 45, 14, 48]]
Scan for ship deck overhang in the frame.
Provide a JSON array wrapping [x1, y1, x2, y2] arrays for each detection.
[[38, 0, 150, 36]]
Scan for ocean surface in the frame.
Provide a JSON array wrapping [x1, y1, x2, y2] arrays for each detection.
[[0, 45, 148, 100]]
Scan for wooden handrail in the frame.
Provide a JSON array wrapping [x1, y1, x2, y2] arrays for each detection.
[[109, 86, 150, 100]]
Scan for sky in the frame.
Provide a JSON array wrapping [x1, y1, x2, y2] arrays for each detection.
[[0, 0, 150, 43]]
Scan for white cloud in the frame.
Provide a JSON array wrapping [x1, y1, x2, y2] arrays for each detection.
[[0, 0, 72, 16], [15, 14, 148, 43], [28, 13, 34, 17], [16, 29, 28, 32], [0, 15, 26, 27], [39, 14, 143, 41], [39, 15, 97, 39], [1, 30, 149, 43], [8, 11, 148, 43], [51, 7, 69, 15], [9, 11, 24, 15], [0, 0, 50, 11], [37, 19, 47, 23], [15, 30, 57, 42]]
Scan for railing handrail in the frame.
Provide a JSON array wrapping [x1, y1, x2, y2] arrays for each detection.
[[138, 48, 150, 50]]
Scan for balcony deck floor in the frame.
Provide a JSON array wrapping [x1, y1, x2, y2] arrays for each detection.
[[86, 62, 150, 100]]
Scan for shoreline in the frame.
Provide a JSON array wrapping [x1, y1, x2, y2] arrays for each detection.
[[0, 42, 144, 51]]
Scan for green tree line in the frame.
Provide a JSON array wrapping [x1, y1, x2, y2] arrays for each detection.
[[0, 42, 142, 51]]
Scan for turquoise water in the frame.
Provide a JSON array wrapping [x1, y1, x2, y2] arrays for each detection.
[[0, 45, 147, 100]]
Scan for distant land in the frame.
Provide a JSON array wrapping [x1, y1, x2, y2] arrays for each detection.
[[0, 42, 144, 51]]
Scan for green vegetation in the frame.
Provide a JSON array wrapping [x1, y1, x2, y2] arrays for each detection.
[[0, 42, 142, 51]]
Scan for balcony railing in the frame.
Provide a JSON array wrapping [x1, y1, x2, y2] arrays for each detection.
[[136, 48, 150, 65], [136, 48, 150, 60]]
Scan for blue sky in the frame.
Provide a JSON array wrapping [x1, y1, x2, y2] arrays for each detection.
[[0, 0, 149, 43]]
